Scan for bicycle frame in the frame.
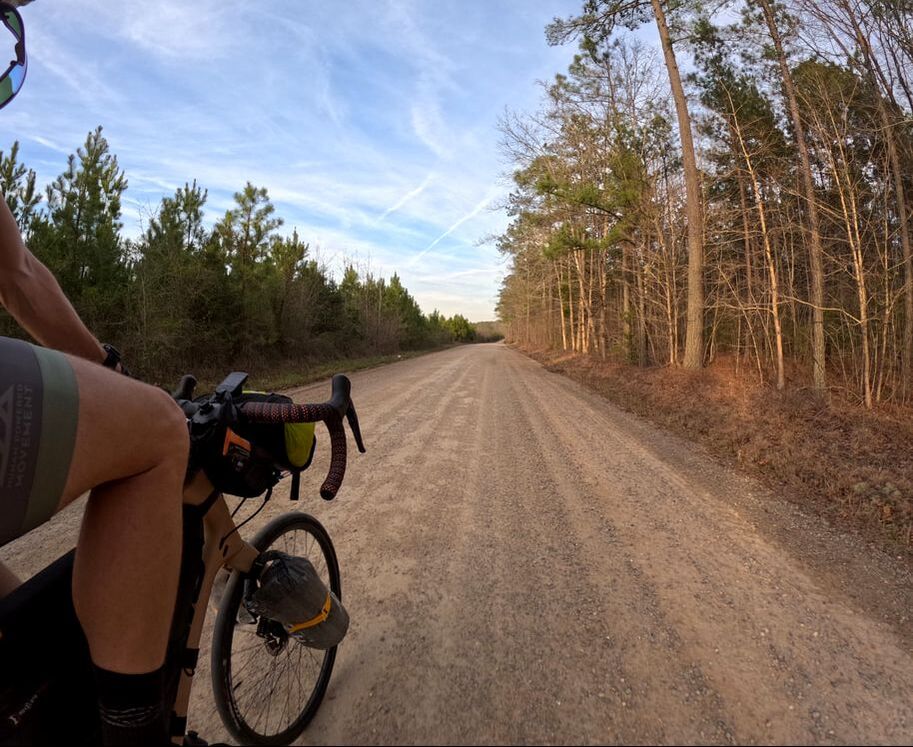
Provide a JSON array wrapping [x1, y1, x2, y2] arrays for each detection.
[[167, 470, 260, 745], [0, 470, 263, 746]]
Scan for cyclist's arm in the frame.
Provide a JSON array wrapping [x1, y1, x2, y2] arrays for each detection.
[[0, 199, 106, 363]]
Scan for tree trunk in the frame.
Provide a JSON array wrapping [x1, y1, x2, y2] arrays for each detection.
[[622, 243, 632, 361], [635, 244, 647, 365], [556, 263, 568, 350], [730, 96, 786, 390], [567, 256, 577, 352], [843, 0, 913, 397], [759, 0, 827, 392], [651, 0, 704, 368]]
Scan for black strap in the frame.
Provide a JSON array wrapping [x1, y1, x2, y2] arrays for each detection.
[[101, 343, 134, 377], [290, 470, 300, 501], [185, 489, 221, 520], [181, 647, 199, 673], [101, 343, 121, 369], [169, 715, 187, 737]]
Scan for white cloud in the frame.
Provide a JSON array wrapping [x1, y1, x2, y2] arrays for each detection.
[[28, 134, 69, 154], [115, 0, 238, 61], [410, 100, 451, 159]]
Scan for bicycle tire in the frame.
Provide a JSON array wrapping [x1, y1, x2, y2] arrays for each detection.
[[211, 512, 341, 745]]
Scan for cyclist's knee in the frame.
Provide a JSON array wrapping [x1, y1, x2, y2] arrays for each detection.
[[145, 386, 189, 471]]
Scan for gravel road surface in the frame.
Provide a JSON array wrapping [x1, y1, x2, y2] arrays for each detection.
[[4, 342, 913, 744]]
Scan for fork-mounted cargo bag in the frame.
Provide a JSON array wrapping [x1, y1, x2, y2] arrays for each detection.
[[245, 551, 348, 649]]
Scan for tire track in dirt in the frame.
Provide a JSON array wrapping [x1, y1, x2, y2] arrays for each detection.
[[507, 346, 736, 744], [511, 345, 913, 744]]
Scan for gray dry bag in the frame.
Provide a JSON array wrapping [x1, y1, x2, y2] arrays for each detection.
[[245, 551, 349, 650]]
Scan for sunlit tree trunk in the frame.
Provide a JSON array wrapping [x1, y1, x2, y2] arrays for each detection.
[[651, 0, 704, 368], [759, 0, 826, 391]]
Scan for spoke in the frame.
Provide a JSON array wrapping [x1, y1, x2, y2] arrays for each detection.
[[261, 650, 287, 734], [284, 646, 293, 728], [294, 644, 306, 710], [303, 645, 322, 669], [257, 645, 290, 734], [230, 644, 270, 692], [251, 656, 280, 734], [238, 662, 262, 696], [231, 640, 269, 657]]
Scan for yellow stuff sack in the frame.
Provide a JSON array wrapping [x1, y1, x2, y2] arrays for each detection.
[[284, 421, 316, 468]]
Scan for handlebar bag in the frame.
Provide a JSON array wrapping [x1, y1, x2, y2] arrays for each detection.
[[198, 391, 317, 498], [237, 391, 317, 471]]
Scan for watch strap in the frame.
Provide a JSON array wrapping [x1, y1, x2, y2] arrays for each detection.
[[101, 344, 121, 370]]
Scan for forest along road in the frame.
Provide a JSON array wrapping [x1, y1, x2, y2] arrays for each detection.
[[4, 342, 913, 745]]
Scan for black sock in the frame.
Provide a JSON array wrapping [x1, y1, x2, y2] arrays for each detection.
[[93, 664, 168, 746]]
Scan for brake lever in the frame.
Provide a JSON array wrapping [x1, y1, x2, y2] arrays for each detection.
[[346, 403, 366, 453], [172, 374, 197, 401], [170, 374, 200, 417]]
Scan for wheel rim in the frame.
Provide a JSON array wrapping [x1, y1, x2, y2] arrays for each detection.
[[218, 519, 339, 743]]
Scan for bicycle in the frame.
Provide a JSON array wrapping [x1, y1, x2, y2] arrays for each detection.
[[0, 370, 366, 746]]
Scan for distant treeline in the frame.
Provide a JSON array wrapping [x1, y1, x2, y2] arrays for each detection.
[[0, 127, 487, 382], [473, 320, 506, 343]]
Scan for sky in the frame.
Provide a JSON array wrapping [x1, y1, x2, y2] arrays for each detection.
[[0, 0, 597, 322]]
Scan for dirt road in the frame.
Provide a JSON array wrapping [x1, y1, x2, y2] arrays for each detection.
[[5, 342, 913, 744]]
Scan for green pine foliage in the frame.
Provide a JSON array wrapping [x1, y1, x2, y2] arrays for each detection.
[[0, 128, 483, 383]]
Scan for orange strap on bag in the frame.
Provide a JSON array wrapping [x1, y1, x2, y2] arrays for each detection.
[[287, 594, 332, 633]]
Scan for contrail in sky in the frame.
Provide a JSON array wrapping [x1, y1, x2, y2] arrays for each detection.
[[408, 193, 493, 266], [379, 174, 433, 221]]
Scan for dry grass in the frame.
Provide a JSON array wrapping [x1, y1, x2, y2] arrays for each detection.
[[172, 347, 452, 394], [522, 346, 913, 553]]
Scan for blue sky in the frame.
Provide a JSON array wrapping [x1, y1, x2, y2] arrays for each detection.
[[0, 0, 598, 321]]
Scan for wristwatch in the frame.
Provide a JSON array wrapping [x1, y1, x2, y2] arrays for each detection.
[[101, 343, 122, 370]]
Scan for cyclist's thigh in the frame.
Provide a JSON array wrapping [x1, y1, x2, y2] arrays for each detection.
[[61, 353, 188, 502], [0, 337, 78, 545], [0, 338, 187, 546]]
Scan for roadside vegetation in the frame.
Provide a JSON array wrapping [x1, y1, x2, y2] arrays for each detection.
[[497, 0, 913, 547], [528, 346, 913, 551], [0, 130, 481, 387]]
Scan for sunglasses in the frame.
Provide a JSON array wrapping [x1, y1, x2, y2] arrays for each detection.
[[0, 2, 25, 111]]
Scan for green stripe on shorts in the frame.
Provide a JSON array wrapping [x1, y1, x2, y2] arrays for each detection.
[[21, 346, 78, 534]]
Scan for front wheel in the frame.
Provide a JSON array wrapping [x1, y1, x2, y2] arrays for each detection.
[[211, 512, 341, 745]]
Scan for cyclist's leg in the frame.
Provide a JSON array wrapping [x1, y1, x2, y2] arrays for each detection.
[[0, 338, 186, 745], [61, 355, 188, 674], [0, 338, 186, 668], [0, 560, 18, 596]]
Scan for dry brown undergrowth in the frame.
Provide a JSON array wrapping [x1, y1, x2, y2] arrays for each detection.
[[521, 346, 913, 553]]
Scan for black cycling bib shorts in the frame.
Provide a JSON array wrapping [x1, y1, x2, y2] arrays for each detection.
[[0, 336, 78, 546]]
